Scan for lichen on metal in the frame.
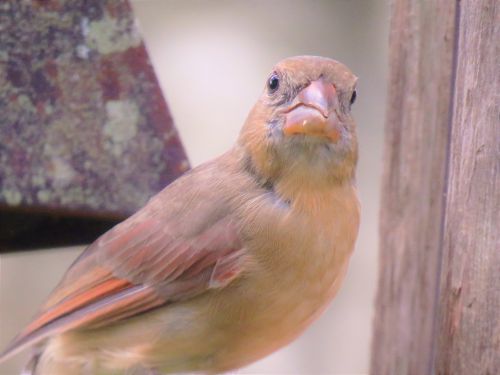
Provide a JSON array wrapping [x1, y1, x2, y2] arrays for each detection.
[[0, 0, 190, 218]]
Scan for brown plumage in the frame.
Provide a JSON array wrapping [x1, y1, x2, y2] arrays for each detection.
[[0, 55, 360, 374]]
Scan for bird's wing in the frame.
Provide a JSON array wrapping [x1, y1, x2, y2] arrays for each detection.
[[0, 169, 247, 361]]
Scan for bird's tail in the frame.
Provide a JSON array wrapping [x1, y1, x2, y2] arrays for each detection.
[[20, 350, 41, 375]]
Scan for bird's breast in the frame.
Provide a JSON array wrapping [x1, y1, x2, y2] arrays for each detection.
[[218, 183, 359, 368]]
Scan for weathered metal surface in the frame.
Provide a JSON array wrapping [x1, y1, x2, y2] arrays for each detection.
[[0, 0, 189, 222]]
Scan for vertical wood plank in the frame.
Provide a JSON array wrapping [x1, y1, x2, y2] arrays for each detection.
[[373, 0, 500, 373], [436, 1, 500, 374], [371, 1, 457, 374]]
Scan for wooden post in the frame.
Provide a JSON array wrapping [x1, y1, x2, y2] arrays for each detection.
[[371, 0, 499, 374], [435, 1, 500, 373]]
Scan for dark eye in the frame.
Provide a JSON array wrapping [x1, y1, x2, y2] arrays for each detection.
[[267, 73, 280, 93], [350, 89, 357, 105]]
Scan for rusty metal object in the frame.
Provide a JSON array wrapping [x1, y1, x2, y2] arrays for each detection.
[[0, 0, 189, 250]]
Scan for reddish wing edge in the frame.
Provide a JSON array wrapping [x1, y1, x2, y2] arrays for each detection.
[[0, 285, 158, 363], [0, 212, 245, 363]]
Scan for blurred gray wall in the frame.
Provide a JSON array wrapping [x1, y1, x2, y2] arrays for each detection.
[[0, 1, 389, 374]]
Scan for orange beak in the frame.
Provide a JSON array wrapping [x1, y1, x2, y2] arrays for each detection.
[[283, 80, 341, 142]]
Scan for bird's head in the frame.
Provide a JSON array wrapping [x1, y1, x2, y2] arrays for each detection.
[[239, 56, 358, 186]]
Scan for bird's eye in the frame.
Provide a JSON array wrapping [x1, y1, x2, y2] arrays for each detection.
[[267, 73, 280, 93], [350, 90, 357, 105]]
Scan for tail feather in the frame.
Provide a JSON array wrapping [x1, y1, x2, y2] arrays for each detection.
[[0, 327, 53, 366], [20, 350, 41, 375], [0, 285, 157, 367]]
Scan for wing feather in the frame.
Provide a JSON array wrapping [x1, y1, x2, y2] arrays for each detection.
[[0, 190, 246, 363]]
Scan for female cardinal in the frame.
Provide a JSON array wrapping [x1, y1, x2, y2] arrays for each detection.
[[0, 55, 360, 375]]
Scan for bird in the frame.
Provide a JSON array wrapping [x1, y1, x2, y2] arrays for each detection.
[[0, 55, 360, 375]]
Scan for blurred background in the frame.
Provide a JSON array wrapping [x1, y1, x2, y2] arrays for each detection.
[[0, 1, 388, 374]]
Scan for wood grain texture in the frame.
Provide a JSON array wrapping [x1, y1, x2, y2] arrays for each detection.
[[371, 0, 457, 374], [373, 0, 499, 374], [435, 1, 500, 374]]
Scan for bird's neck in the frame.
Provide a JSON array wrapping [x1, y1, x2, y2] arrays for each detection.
[[273, 167, 358, 215], [234, 144, 357, 211]]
